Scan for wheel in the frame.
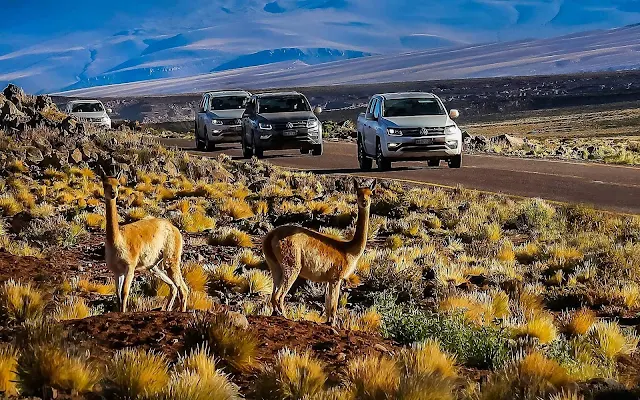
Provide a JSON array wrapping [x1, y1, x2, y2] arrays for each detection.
[[300, 148, 310, 155], [358, 137, 372, 171], [241, 135, 253, 159], [376, 140, 391, 171], [195, 122, 205, 150], [204, 131, 216, 152], [312, 144, 323, 156], [427, 159, 440, 167], [448, 154, 462, 169]]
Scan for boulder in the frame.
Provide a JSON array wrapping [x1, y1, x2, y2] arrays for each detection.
[[491, 134, 525, 148], [24, 146, 44, 164], [34, 95, 53, 111], [70, 148, 84, 164], [3, 84, 29, 110]]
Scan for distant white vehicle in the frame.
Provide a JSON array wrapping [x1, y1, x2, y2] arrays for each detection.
[[66, 100, 112, 129]]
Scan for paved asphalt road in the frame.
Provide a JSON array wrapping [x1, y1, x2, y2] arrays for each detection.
[[161, 139, 640, 214]]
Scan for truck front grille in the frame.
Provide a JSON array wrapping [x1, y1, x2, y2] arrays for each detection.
[[401, 127, 445, 137], [273, 121, 307, 130]]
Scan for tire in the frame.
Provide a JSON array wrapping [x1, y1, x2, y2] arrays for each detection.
[[448, 154, 462, 169], [376, 140, 391, 171], [204, 130, 216, 152], [300, 148, 310, 155], [252, 132, 264, 158], [358, 137, 372, 171], [312, 144, 323, 156], [427, 159, 440, 167], [254, 147, 264, 158], [241, 135, 253, 159], [195, 122, 205, 150]]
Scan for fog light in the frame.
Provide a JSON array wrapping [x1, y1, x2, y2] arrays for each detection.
[[213, 130, 222, 134], [446, 140, 458, 149], [388, 143, 401, 151], [260, 134, 272, 140]]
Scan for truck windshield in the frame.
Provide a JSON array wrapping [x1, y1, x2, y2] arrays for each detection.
[[259, 96, 310, 113], [383, 98, 445, 117], [71, 103, 103, 112], [210, 96, 248, 110]]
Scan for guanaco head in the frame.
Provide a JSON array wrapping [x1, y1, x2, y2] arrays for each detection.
[[355, 178, 376, 209], [99, 165, 122, 201]]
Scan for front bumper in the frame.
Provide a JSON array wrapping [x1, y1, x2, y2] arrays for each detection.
[[382, 135, 461, 160], [207, 125, 242, 143], [255, 128, 322, 150]]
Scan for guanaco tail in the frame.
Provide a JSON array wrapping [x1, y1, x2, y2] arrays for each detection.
[[263, 178, 376, 326], [100, 166, 189, 312]]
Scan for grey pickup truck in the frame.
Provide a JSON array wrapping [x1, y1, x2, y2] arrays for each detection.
[[195, 90, 252, 151], [356, 92, 462, 170], [241, 92, 323, 158]]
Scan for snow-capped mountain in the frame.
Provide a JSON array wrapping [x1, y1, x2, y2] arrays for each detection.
[[1, 0, 639, 94]]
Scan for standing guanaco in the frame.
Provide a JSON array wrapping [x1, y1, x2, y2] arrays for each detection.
[[263, 178, 375, 326], [101, 167, 189, 312]]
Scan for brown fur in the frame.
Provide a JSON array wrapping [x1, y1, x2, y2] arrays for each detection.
[[263, 178, 376, 326], [102, 176, 189, 312]]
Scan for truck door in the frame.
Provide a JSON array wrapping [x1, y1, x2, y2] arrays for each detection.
[[364, 98, 379, 155]]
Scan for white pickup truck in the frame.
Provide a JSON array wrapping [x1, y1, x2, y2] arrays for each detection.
[[356, 92, 462, 170], [195, 90, 252, 151]]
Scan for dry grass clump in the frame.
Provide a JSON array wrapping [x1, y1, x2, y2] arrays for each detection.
[[255, 348, 327, 400], [591, 321, 639, 359], [514, 313, 558, 344], [1, 280, 44, 323], [0, 344, 19, 396], [210, 228, 254, 248], [175, 344, 217, 377], [346, 355, 400, 399], [52, 296, 94, 321], [106, 348, 169, 399], [244, 269, 274, 295], [174, 211, 216, 233], [77, 278, 116, 295], [0, 195, 23, 216], [237, 249, 264, 268], [222, 198, 255, 220], [563, 309, 596, 336], [16, 341, 101, 396], [188, 290, 217, 311], [159, 370, 241, 400], [183, 262, 209, 292], [480, 352, 574, 400], [78, 212, 106, 230], [209, 263, 249, 292], [185, 313, 258, 373]]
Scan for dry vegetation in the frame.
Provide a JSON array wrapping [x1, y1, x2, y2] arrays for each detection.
[[1, 89, 640, 399]]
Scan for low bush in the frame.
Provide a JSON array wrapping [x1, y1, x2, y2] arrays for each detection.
[[1, 280, 45, 323], [105, 348, 170, 399], [255, 348, 326, 400]]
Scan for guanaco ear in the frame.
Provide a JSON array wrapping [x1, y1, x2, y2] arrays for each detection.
[[369, 179, 377, 191], [97, 164, 107, 181]]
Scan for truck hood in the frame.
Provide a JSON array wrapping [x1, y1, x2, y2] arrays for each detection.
[[258, 111, 315, 122], [382, 115, 453, 128], [208, 110, 245, 119], [70, 111, 108, 119]]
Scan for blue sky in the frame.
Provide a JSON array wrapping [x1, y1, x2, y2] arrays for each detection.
[[1, 0, 638, 93]]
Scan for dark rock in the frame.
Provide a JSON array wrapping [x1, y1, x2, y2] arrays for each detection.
[[3, 84, 28, 110], [491, 134, 525, 148], [34, 95, 53, 111], [24, 146, 44, 164]]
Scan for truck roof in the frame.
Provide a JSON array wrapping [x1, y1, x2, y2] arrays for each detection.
[[67, 99, 102, 104], [205, 90, 252, 97], [379, 92, 437, 100], [255, 91, 304, 98]]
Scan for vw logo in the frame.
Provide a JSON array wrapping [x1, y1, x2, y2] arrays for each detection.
[[286, 122, 294, 129], [420, 128, 429, 136]]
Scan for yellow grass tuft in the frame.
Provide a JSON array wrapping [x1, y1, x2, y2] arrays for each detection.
[[7, 160, 28, 174], [210, 228, 254, 248], [16, 342, 101, 395], [209, 264, 248, 292], [244, 270, 273, 295], [106, 348, 169, 399], [175, 344, 217, 377], [484, 222, 502, 242], [77, 278, 116, 295], [183, 262, 209, 292], [222, 199, 255, 220], [79, 212, 106, 230], [255, 348, 326, 400], [0, 345, 18, 396], [188, 291, 216, 311], [159, 370, 240, 400], [29, 203, 56, 218], [126, 207, 148, 221], [53, 297, 93, 321], [440, 294, 492, 325], [286, 304, 325, 323], [346, 355, 400, 399], [564, 309, 596, 336], [0, 195, 23, 216], [519, 352, 573, 388], [174, 211, 216, 233], [237, 249, 264, 268], [156, 186, 176, 201], [400, 339, 458, 379], [515, 313, 558, 344], [591, 321, 639, 359], [497, 240, 516, 263], [1, 280, 44, 323], [253, 200, 269, 215]]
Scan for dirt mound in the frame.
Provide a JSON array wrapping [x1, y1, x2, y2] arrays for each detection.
[[66, 311, 397, 391]]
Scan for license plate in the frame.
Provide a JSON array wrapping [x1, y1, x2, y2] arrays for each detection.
[[283, 130, 298, 137], [416, 138, 433, 145]]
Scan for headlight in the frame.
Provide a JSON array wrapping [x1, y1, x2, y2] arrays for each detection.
[[444, 125, 459, 135], [387, 128, 403, 136], [102, 116, 110, 122], [212, 119, 223, 125], [446, 139, 459, 149], [307, 119, 319, 129], [258, 122, 273, 130]]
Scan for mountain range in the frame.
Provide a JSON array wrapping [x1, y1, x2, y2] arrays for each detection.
[[0, 0, 639, 94]]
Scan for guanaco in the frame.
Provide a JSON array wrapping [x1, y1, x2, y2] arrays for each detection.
[[263, 178, 375, 326], [101, 167, 189, 312]]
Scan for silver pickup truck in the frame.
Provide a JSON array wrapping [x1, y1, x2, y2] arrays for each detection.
[[356, 92, 462, 170], [195, 90, 252, 151]]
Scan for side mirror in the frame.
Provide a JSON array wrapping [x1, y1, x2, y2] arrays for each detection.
[[107, 108, 113, 114], [449, 109, 460, 119], [314, 106, 323, 115]]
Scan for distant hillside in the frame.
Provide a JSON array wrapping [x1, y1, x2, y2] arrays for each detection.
[[59, 24, 640, 97]]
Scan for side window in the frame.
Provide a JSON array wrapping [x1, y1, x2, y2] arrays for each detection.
[[373, 99, 382, 119], [366, 98, 376, 117]]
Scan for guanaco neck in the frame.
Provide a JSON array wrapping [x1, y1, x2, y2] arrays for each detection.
[[105, 196, 121, 246], [347, 204, 370, 256]]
